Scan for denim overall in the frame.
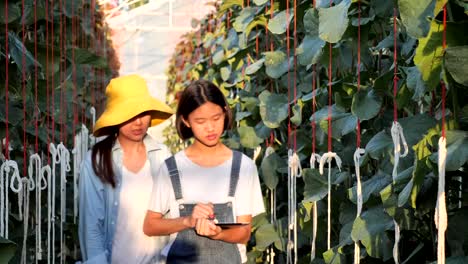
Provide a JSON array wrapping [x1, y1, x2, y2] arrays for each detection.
[[164, 151, 243, 264]]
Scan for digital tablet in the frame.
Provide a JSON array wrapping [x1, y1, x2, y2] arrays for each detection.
[[215, 222, 250, 229]]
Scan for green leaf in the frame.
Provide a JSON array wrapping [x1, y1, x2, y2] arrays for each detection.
[[430, 256, 468, 264], [430, 130, 468, 171], [414, 19, 465, 91], [241, 97, 259, 114], [304, 7, 320, 36], [258, 90, 289, 128], [0, 237, 17, 264], [0, 102, 24, 126], [245, 58, 265, 75], [297, 35, 325, 66], [399, 114, 437, 146], [219, 0, 243, 13], [235, 111, 252, 122], [222, 28, 239, 51], [351, 89, 383, 121], [444, 46, 468, 86], [398, 0, 435, 38], [253, 0, 269, 6], [233, 7, 256, 33], [260, 151, 282, 190], [290, 103, 302, 126], [7, 32, 41, 75], [410, 156, 432, 208], [0, 3, 21, 23], [365, 130, 393, 159], [348, 173, 392, 204], [264, 51, 291, 79], [404, 66, 428, 100], [351, 206, 394, 260], [220, 66, 231, 81], [267, 9, 294, 35], [73, 48, 108, 68], [254, 223, 281, 251], [318, 0, 351, 43], [213, 48, 225, 65], [303, 168, 328, 202], [323, 247, 345, 264], [398, 179, 414, 207], [238, 126, 263, 149], [311, 105, 357, 138]]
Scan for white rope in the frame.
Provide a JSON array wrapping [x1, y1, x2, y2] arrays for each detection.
[[49, 143, 59, 264], [19, 177, 33, 264], [44, 163, 52, 264], [435, 137, 447, 264], [1, 138, 13, 161], [390, 121, 408, 264], [1, 160, 21, 238], [253, 146, 262, 161], [40, 165, 51, 262], [319, 152, 342, 250], [264, 146, 276, 264], [57, 143, 71, 264], [287, 149, 302, 264], [391, 121, 409, 177], [72, 125, 89, 223], [353, 148, 365, 264], [309, 152, 321, 262], [29, 154, 47, 262], [90, 107, 97, 146]]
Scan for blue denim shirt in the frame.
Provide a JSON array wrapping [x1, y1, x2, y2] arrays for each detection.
[[78, 135, 171, 264]]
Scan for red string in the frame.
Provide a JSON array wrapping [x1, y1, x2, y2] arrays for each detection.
[[441, 5, 447, 138], [51, 0, 55, 144], [4, 0, 9, 160], [63, 3, 68, 145], [81, 0, 86, 126], [22, 0, 27, 176], [311, 0, 317, 154], [72, 1, 78, 139], [356, 0, 362, 148], [59, 0, 64, 143], [34, 0, 38, 152], [327, 0, 333, 152], [45, 0, 50, 164], [293, 0, 297, 151], [91, 0, 96, 116], [393, 7, 398, 122], [286, 0, 291, 149], [266, 0, 274, 147]]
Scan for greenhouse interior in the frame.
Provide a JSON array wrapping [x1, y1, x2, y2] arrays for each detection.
[[0, 0, 467, 263]]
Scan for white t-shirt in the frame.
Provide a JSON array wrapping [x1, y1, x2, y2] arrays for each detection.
[[148, 150, 265, 263], [111, 161, 159, 264]]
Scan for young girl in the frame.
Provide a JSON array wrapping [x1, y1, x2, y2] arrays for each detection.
[[78, 74, 173, 264], [143, 80, 265, 264]]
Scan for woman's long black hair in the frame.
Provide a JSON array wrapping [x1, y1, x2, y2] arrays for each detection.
[[91, 128, 118, 187]]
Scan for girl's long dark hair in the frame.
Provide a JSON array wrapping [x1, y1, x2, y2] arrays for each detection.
[[91, 130, 118, 187], [176, 79, 233, 140]]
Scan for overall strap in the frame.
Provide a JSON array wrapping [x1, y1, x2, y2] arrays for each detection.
[[165, 156, 183, 200], [228, 151, 242, 197]]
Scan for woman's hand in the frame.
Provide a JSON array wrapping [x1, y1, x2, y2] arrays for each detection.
[[184, 203, 214, 228], [195, 218, 222, 238]]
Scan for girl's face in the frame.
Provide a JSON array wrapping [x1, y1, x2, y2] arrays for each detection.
[[183, 102, 225, 147], [118, 112, 151, 143]]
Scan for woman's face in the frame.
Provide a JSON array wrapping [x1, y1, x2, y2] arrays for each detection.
[[118, 112, 151, 142], [184, 102, 225, 147]]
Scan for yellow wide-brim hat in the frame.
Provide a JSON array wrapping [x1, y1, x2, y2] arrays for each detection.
[[93, 74, 174, 137]]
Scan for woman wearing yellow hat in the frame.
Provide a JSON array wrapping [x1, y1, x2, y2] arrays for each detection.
[[78, 74, 173, 264]]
